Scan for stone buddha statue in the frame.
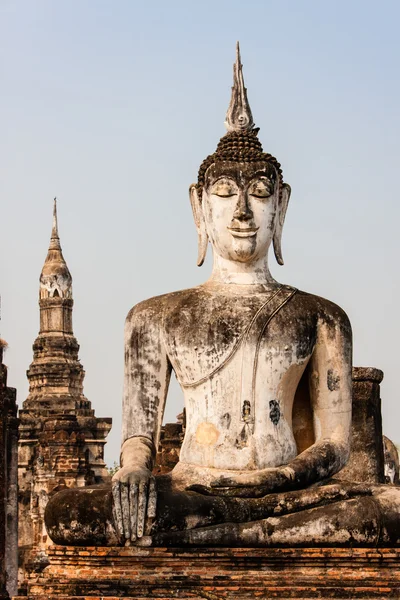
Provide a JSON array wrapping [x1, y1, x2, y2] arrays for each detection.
[[45, 44, 400, 548]]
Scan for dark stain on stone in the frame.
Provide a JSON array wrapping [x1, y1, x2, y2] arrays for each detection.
[[236, 425, 250, 448], [220, 413, 231, 429], [327, 369, 340, 391], [269, 400, 280, 425], [242, 400, 251, 422]]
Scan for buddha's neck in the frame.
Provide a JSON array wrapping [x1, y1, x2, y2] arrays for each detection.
[[208, 253, 277, 285]]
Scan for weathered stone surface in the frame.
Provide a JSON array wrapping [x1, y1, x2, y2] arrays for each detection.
[[15, 545, 400, 598], [338, 367, 384, 484], [45, 478, 400, 547], [0, 341, 18, 599], [0, 347, 9, 599], [18, 201, 112, 590]]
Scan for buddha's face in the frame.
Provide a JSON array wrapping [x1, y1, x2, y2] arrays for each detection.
[[202, 162, 279, 263]]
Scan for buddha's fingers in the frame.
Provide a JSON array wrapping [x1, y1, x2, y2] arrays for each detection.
[[212, 473, 263, 488], [210, 486, 269, 498], [147, 477, 157, 519], [121, 483, 130, 539], [188, 483, 270, 498], [186, 484, 215, 496], [112, 481, 124, 538], [129, 483, 138, 542], [137, 480, 148, 538]]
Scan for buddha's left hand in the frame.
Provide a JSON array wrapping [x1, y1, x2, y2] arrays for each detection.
[[188, 466, 295, 498]]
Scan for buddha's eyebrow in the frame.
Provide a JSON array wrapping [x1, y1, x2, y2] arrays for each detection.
[[212, 176, 236, 183], [209, 175, 238, 186], [248, 171, 275, 182]]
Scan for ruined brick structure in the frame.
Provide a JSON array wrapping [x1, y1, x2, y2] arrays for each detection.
[[17, 202, 112, 590], [0, 341, 18, 599], [153, 412, 185, 475], [338, 367, 385, 484]]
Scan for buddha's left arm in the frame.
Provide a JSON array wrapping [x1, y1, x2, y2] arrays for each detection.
[[279, 303, 352, 489]]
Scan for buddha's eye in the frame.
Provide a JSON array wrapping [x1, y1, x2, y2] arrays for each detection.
[[211, 179, 238, 198], [248, 179, 274, 198]]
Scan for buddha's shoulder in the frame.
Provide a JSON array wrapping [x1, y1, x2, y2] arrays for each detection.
[[292, 289, 351, 331], [125, 286, 205, 325], [125, 286, 351, 333]]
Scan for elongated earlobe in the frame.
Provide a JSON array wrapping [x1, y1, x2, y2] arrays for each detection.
[[189, 184, 208, 266], [273, 183, 291, 266]]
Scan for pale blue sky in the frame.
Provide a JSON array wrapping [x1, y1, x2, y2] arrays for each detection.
[[1, 0, 400, 465]]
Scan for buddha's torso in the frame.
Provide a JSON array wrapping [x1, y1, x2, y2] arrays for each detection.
[[160, 283, 318, 473]]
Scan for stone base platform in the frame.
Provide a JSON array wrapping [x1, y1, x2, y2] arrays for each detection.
[[14, 545, 400, 599]]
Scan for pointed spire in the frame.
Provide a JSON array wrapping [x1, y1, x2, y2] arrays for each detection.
[[224, 42, 255, 133], [49, 197, 61, 250], [40, 198, 72, 300]]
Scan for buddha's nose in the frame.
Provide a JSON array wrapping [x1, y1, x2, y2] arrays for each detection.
[[233, 191, 253, 220]]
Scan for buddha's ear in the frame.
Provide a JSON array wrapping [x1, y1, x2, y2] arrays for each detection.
[[273, 183, 291, 266], [189, 184, 208, 267]]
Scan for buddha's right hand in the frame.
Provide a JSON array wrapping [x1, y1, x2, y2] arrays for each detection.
[[111, 437, 157, 542], [112, 466, 156, 542]]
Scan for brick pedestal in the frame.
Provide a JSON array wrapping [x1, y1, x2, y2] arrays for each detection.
[[14, 545, 400, 599]]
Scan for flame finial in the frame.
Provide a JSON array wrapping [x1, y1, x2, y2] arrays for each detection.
[[224, 42, 254, 133]]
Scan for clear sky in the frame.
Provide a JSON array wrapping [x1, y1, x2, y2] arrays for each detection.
[[1, 0, 400, 465]]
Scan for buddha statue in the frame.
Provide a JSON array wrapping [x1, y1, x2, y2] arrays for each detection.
[[45, 44, 400, 548]]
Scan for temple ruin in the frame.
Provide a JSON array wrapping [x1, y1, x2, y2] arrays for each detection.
[[17, 201, 111, 591]]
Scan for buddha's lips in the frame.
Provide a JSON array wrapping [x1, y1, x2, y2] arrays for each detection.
[[228, 226, 259, 238]]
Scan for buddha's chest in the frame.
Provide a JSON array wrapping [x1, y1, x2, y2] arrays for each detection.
[[162, 290, 317, 388]]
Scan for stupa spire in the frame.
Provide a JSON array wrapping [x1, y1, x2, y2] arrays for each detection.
[[40, 199, 72, 301], [49, 197, 61, 250], [224, 42, 255, 133]]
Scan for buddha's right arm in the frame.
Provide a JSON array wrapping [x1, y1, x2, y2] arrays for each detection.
[[112, 300, 172, 542], [122, 300, 172, 460]]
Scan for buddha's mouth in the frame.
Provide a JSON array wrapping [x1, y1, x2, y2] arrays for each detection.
[[228, 227, 259, 238]]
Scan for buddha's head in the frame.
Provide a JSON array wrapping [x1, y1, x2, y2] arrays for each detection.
[[190, 43, 291, 267]]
